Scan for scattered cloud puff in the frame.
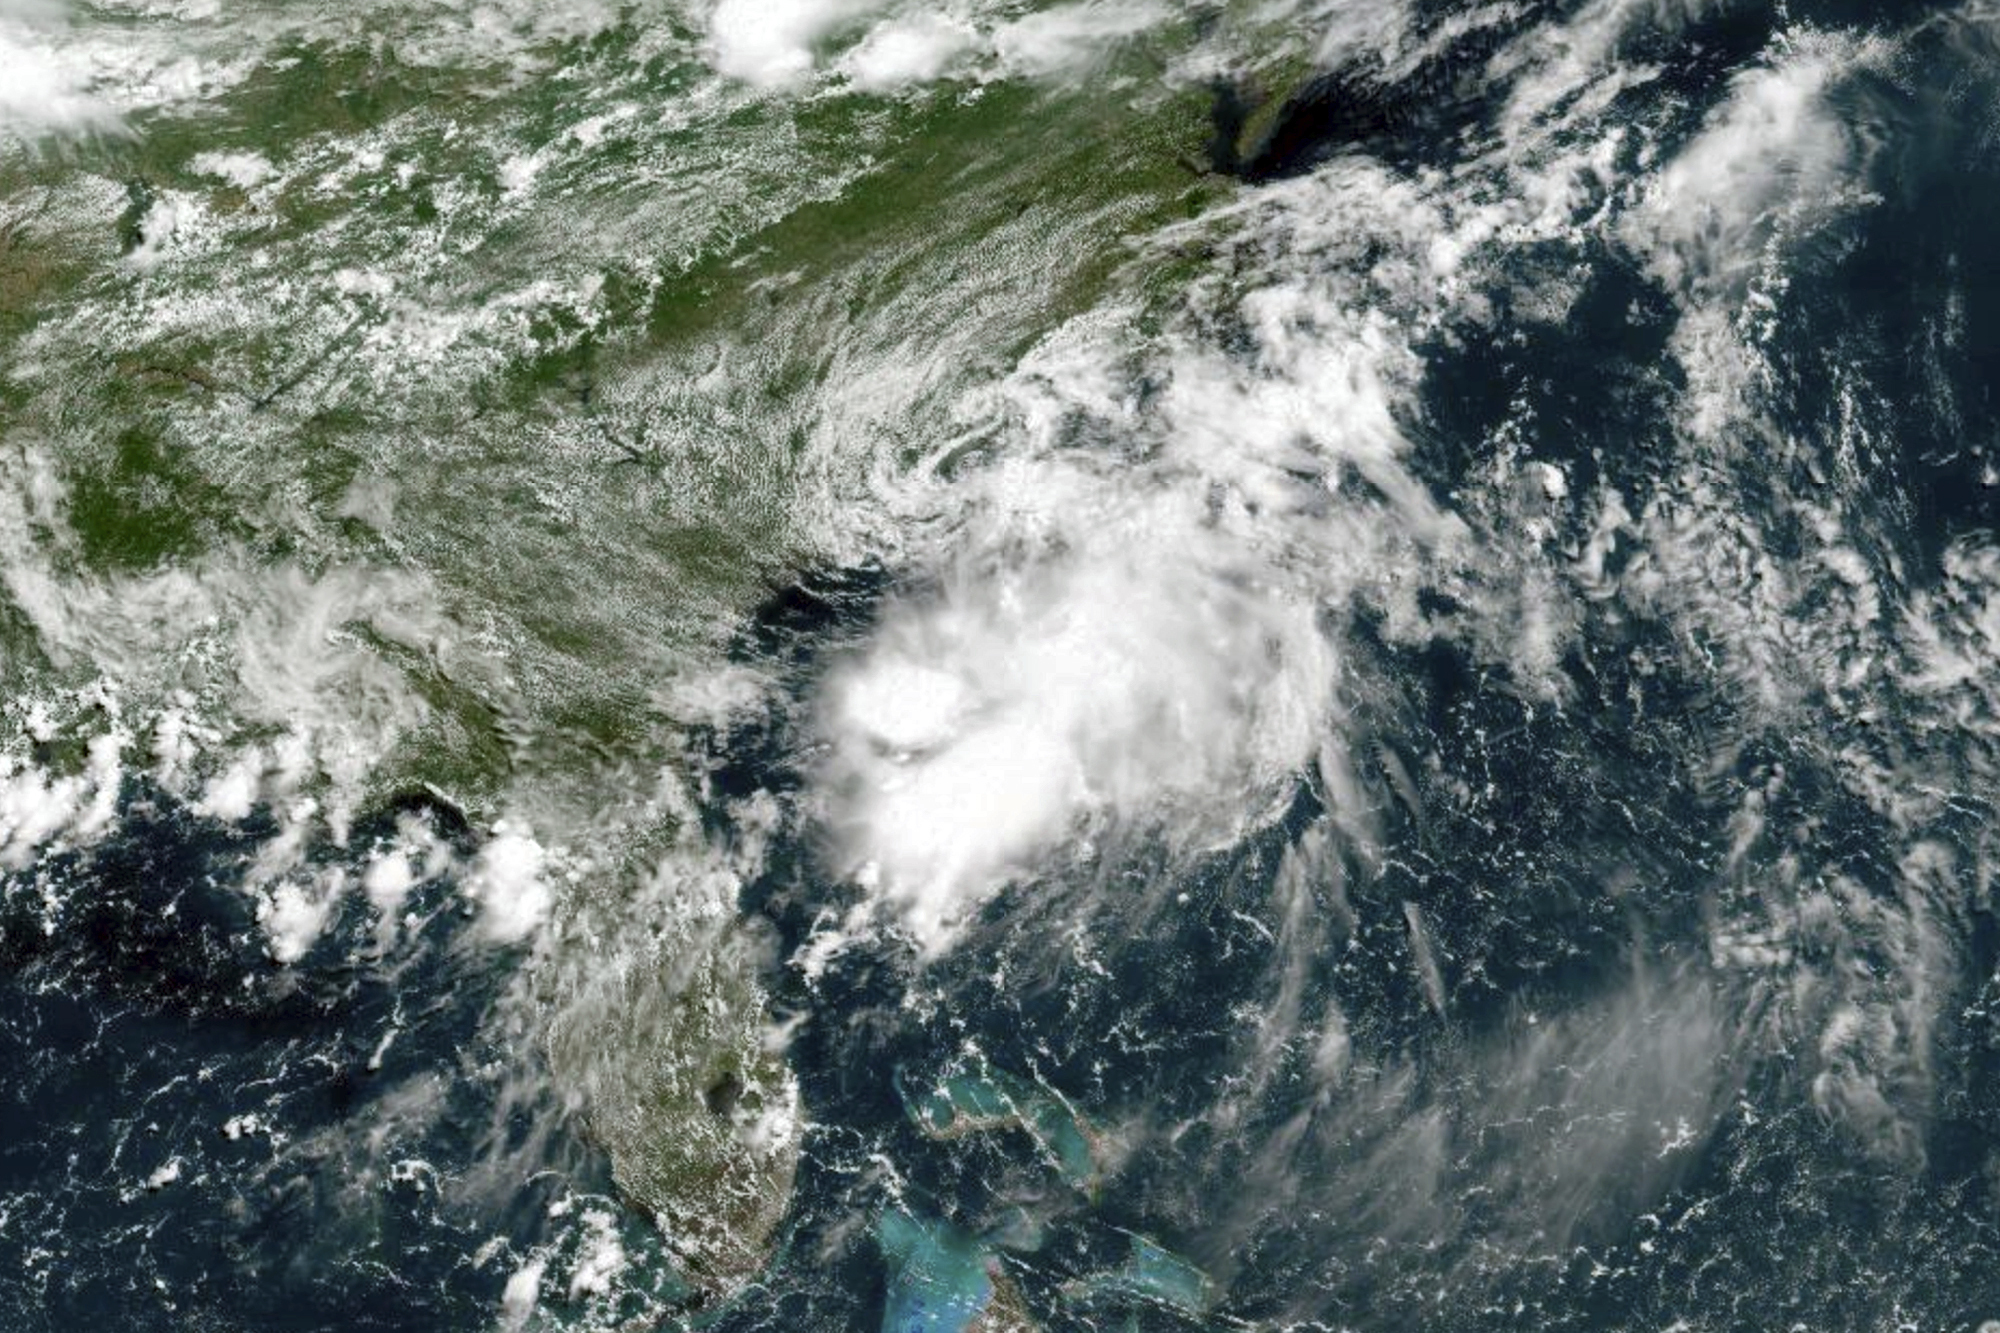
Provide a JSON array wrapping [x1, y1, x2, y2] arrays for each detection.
[[0, 0, 121, 140], [706, 0, 1167, 92], [0, 728, 125, 869], [260, 873, 337, 964], [708, 0, 877, 87], [837, 14, 978, 92], [468, 820, 553, 943], [189, 148, 273, 189]]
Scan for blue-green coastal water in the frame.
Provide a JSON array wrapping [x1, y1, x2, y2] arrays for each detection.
[[3, 1, 2000, 1329]]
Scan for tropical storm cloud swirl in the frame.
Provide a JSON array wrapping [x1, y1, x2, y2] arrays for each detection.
[[1, 0, 1999, 1329]]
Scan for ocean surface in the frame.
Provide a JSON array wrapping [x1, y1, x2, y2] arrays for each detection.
[[3, 1, 2000, 1329]]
